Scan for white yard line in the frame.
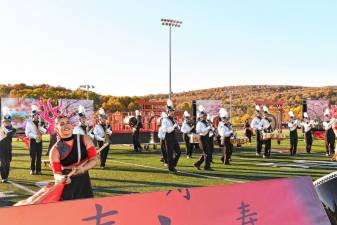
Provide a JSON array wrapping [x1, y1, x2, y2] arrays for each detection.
[[111, 159, 244, 183], [8, 181, 36, 194]]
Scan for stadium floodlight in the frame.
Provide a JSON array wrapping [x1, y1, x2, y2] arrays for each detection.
[[161, 18, 183, 100], [79, 84, 95, 100]]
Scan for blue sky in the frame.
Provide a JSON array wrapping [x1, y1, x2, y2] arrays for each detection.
[[0, 0, 336, 96]]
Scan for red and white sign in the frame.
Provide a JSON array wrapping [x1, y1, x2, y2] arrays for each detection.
[[0, 176, 330, 225]]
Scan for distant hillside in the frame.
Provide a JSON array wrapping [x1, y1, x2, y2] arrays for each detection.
[[1, 84, 336, 122]]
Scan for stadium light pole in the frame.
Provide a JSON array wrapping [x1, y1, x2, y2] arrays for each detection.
[[161, 18, 182, 100], [79, 85, 95, 100], [228, 91, 233, 124]]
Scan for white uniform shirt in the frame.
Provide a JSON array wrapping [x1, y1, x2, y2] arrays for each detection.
[[301, 121, 313, 133], [196, 120, 210, 136], [288, 120, 299, 131], [161, 117, 178, 134], [94, 123, 112, 141], [258, 118, 271, 131], [158, 126, 166, 140], [25, 120, 47, 139], [323, 119, 335, 130], [180, 121, 192, 134], [218, 121, 233, 137], [250, 117, 261, 130]]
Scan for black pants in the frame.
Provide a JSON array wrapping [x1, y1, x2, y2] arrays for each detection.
[[209, 136, 214, 162], [132, 130, 142, 151], [0, 150, 11, 180], [195, 135, 211, 169], [30, 139, 42, 173], [305, 131, 313, 153], [223, 137, 233, 164], [325, 129, 336, 155], [264, 139, 271, 157], [160, 139, 167, 163], [165, 132, 181, 171], [98, 141, 110, 167], [61, 170, 94, 200], [245, 129, 252, 143], [289, 130, 298, 155], [183, 134, 193, 157], [256, 130, 262, 154]]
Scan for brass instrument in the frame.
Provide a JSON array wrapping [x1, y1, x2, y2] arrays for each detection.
[[104, 125, 111, 144], [35, 119, 43, 143]]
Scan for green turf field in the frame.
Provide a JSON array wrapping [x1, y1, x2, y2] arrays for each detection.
[[0, 133, 336, 207]]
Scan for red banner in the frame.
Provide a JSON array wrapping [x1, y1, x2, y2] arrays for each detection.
[[0, 177, 330, 225]]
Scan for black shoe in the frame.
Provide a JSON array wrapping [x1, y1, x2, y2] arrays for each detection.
[[1, 179, 8, 183], [204, 167, 214, 171], [224, 161, 230, 165], [36, 171, 42, 175], [169, 168, 177, 173], [194, 163, 201, 170], [220, 157, 224, 163]]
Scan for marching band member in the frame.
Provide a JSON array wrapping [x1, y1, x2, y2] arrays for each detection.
[[73, 105, 94, 139], [158, 111, 168, 165], [181, 111, 194, 158], [288, 111, 300, 156], [207, 115, 216, 163], [132, 110, 143, 152], [93, 108, 112, 169], [25, 105, 47, 175], [161, 100, 181, 173], [301, 112, 314, 153], [323, 108, 336, 156], [0, 109, 16, 183], [244, 119, 252, 143], [251, 105, 262, 156], [194, 106, 212, 170], [258, 106, 273, 158], [49, 115, 97, 200], [218, 108, 234, 165]]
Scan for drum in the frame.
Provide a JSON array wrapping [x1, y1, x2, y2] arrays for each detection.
[[262, 133, 272, 140], [123, 116, 137, 127], [230, 137, 249, 144], [272, 133, 286, 140], [189, 134, 200, 144], [313, 172, 337, 225]]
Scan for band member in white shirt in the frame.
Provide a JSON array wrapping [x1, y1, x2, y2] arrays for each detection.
[[194, 106, 212, 170], [258, 106, 273, 158], [25, 105, 47, 175], [218, 108, 234, 165], [0, 109, 16, 183], [181, 111, 194, 159], [161, 100, 181, 173], [93, 108, 112, 169], [323, 108, 336, 156], [158, 112, 168, 165], [301, 112, 314, 153], [288, 111, 300, 156], [251, 105, 262, 156], [73, 105, 94, 139]]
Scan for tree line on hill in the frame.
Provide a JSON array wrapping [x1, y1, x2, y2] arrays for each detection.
[[1, 84, 336, 123]]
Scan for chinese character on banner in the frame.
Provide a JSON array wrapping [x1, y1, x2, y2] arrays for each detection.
[[166, 188, 191, 200], [158, 215, 172, 225], [82, 204, 118, 225], [236, 202, 258, 225]]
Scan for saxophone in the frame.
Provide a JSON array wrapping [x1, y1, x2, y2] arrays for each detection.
[[35, 119, 42, 143]]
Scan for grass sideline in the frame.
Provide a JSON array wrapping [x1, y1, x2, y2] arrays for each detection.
[[0, 134, 336, 207]]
